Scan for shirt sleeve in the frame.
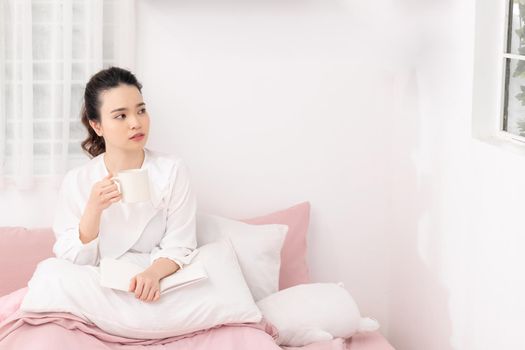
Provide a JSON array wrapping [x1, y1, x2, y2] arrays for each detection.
[[149, 159, 198, 270], [52, 170, 100, 266]]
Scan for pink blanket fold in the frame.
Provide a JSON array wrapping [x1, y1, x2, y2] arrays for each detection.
[[0, 309, 281, 350], [0, 288, 390, 350], [0, 287, 282, 349]]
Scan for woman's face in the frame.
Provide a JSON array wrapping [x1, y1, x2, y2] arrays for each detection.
[[89, 84, 150, 152]]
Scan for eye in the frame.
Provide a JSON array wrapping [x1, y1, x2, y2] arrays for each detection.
[[138, 108, 147, 114], [114, 114, 126, 120]]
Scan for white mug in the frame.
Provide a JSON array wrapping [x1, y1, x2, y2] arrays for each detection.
[[111, 169, 151, 203]]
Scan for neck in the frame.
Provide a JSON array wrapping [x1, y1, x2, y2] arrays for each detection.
[[103, 147, 145, 175]]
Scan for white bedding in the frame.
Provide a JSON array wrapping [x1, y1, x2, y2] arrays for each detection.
[[20, 239, 262, 339]]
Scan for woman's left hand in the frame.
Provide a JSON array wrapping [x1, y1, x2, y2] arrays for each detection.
[[129, 270, 161, 302]]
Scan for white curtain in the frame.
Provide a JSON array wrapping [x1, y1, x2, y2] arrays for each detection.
[[0, 0, 136, 191]]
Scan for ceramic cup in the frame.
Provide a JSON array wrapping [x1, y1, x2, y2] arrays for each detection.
[[111, 168, 150, 203]]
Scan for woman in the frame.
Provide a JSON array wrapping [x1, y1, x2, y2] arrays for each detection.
[[21, 67, 199, 312]]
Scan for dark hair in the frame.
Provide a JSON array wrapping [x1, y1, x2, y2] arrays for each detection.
[[80, 66, 143, 158]]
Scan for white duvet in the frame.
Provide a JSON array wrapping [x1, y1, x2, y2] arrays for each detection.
[[20, 239, 262, 339]]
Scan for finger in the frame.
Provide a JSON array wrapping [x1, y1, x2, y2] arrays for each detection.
[[100, 183, 119, 193], [101, 187, 119, 197], [99, 186, 118, 196], [100, 173, 114, 185], [140, 285, 151, 300], [146, 288, 156, 302], [103, 190, 121, 200], [101, 194, 120, 206], [129, 277, 136, 292], [100, 179, 116, 188], [143, 281, 155, 300], [153, 290, 160, 301], [135, 280, 144, 298], [109, 196, 121, 203]]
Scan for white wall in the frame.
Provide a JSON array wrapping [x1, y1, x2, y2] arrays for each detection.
[[135, 0, 400, 337], [387, 2, 474, 348], [0, 184, 58, 226], [389, 1, 525, 349]]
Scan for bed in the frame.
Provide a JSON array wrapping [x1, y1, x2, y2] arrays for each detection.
[[0, 222, 395, 350]]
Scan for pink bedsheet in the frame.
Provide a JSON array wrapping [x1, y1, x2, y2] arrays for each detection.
[[0, 288, 394, 350]]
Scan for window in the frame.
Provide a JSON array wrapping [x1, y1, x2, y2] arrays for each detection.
[[0, 0, 135, 189], [503, 0, 525, 139]]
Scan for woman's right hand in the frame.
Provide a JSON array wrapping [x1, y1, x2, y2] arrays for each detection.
[[87, 173, 122, 213], [79, 173, 121, 244]]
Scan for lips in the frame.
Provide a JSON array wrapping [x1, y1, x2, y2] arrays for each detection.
[[129, 133, 145, 140]]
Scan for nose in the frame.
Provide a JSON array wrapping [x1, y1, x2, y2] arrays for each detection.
[[128, 114, 141, 129]]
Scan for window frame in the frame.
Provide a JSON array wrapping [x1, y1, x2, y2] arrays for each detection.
[[489, 0, 525, 146], [471, 0, 525, 154], [499, 0, 525, 143]]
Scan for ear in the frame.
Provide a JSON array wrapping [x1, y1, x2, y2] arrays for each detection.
[[89, 119, 103, 137]]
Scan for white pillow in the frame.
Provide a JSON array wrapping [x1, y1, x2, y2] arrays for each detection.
[[256, 282, 380, 346], [21, 238, 262, 339], [196, 213, 288, 301]]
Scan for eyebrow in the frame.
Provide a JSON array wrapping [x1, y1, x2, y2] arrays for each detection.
[[110, 102, 146, 114]]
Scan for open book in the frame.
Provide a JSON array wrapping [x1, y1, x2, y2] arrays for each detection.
[[100, 258, 208, 295]]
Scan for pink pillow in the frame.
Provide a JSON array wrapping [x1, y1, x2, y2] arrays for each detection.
[[0, 227, 54, 297], [241, 202, 311, 290]]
